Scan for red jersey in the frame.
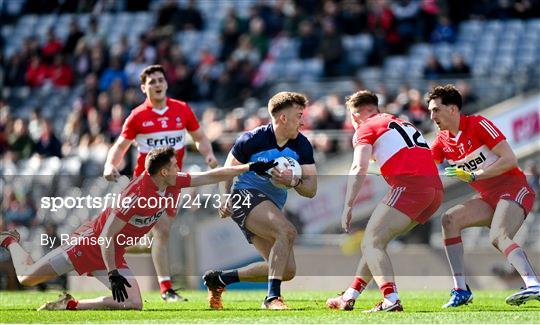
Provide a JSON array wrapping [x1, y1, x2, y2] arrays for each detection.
[[65, 172, 190, 274], [431, 114, 526, 193], [121, 97, 200, 176], [353, 113, 442, 189]]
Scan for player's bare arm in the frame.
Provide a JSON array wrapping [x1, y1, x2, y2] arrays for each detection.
[[217, 152, 242, 218], [445, 140, 518, 183], [189, 128, 219, 168], [188, 160, 276, 188], [293, 164, 317, 198], [342, 144, 372, 233], [104, 136, 133, 181], [98, 212, 127, 273], [474, 140, 518, 180], [98, 211, 133, 302]]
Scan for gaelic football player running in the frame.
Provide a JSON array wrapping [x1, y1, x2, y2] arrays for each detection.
[[326, 90, 443, 312], [427, 85, 539, 307], [0, 147, 275, 311], [202, 92, 317, 310]]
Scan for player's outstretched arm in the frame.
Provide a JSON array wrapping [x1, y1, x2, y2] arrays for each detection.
[[189, 128, 219, 168], [188, 160, 277, 187], [293, 164, 317, 198], [98, 212, 133, 302], [104, 136, 132, 181], [99, 212, 128, 273], [341, 144, 372, 233]]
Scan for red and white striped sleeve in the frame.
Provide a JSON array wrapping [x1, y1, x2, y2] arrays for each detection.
[[115, 193, 139, 222], [475, 116, 506, 149]]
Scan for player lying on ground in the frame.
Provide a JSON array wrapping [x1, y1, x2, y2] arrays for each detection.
[[202, 92, 317, 310], [427, 85, 539, 308], [104, 64, 218, 302], [326, 90, 443, 312], [0, 146, 276, 311]]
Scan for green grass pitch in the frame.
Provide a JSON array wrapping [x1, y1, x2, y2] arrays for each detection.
[[1, 290, 539, 323]]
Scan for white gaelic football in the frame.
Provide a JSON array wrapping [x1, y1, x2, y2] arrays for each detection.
[[269, 156, 302, 189]]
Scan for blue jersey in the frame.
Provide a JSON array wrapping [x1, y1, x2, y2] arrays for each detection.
[[231, 124, 315, 209]]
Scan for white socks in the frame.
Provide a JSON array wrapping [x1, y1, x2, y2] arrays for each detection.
[[444, 237, 467, 290], [343, 288, 360, 301], [505, 245, 540, 288]]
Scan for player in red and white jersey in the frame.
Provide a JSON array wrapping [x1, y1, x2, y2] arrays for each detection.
[[0, 147, 276, 311], [103, 65, 218, 301], [327, 91, 443, 312], [427, 85, 539, 308]]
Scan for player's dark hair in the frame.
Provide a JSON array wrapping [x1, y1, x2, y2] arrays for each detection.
[[345, 90, 379, 110], [145, 147, 175, 175], [426, 84, 462, 110], [140, 65, 166, 84], [268, 92, 308, 116]]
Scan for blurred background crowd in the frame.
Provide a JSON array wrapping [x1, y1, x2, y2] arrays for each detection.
[[2, 0, 539, 167]]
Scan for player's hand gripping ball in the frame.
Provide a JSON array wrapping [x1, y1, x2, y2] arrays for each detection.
[[269, 156, 302, 189]]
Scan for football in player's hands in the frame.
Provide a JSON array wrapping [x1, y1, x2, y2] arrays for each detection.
[[269, 157, 303, 189], [249, 160, 278, 176]]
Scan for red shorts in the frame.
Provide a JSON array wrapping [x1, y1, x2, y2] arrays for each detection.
[[64, 242, 128, 275], [63, 224, 128, 275], [382, 186, 444, 224], [476, 183, 536, 216]]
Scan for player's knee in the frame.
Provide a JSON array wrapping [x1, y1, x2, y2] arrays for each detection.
[[274, 222, 297, 244], [362, 233, 384, 250], [283, 224, 298, 243], [488, 230, 507, 248], [122, 295, 143, 310], [122, 300, 143, 310], [441, 212, 459, 231], [129, 299, 143, 311]]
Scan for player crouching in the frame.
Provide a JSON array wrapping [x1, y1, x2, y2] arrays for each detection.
[[0, 147, 276, 311]]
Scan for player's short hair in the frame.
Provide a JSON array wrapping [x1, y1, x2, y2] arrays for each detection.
[[145, 147, 175, 175], [345, 90, 378, 110], [140, 65, 166, 84], [426, 84, 462, 110], [268, 92, 308, 116]]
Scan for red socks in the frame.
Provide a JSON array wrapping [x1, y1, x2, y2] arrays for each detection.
[[444, 236, 462, 246], [503, 243, 519, 257], [380, 282, 396, 296], [66, 299, 78, 310], [160, 280, 172, 293], [351, 276, 368, 292], [1, 237, 16, 249]]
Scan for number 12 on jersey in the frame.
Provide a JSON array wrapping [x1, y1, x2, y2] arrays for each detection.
[[388, 121, 430, 149]]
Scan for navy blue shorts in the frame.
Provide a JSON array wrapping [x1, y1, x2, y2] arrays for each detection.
[[230, 188, 274, 244]]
